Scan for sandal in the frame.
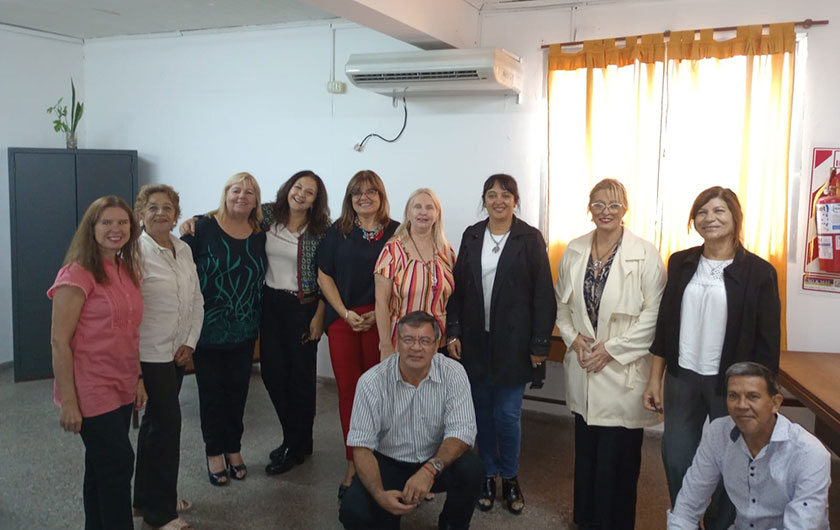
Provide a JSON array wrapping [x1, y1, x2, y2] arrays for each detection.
[[477, 476, 496, 512], [134, 498, 192, 518], [502, 476, 524, 515], [207, 457, 228, 486], [143, 517, 193, 530], [225, 454, 247, 480]]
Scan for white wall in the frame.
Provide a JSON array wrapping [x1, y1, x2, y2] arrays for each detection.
[[0, 26, 84, 366], [5, 0, 839, 385]]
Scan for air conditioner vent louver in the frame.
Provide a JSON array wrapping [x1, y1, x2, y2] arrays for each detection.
[[345, 48, 522, 97], [351, 69, 482, 83]]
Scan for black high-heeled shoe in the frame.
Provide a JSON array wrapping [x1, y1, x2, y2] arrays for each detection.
[[502, 476, 524, 515], [225, 454, 247, 480], [207, 458, 228, 487], [477, 476, 496, 512]]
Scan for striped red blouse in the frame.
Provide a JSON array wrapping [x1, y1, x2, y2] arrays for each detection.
[[374, 236, 456, 347]]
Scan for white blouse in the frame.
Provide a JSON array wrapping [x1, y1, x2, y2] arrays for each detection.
[[138, 232, 204, 363], [678, 255, 733, 375], [481, 227, 509, 331], [265, 224, 301, 291]]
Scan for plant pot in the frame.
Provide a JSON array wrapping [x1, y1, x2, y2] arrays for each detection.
[[65, 131, 77, 149]]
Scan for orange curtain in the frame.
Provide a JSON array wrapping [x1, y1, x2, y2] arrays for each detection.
[[547, 24, 795, 348]]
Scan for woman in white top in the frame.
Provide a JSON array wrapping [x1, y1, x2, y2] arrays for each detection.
[[643, 186, 781, 530], [134, 185, 204, 530], [259, 171, 330, 475], [554, 178, 665, 530]]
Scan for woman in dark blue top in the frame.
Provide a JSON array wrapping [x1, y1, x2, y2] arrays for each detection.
[[183, 171, 267, 486], [316, 170, 398, 499]]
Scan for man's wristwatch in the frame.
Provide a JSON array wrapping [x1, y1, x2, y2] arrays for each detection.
[[426, 457, 444, 476]]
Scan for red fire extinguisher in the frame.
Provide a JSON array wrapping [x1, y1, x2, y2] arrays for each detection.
[[816, 166, 840, 273]]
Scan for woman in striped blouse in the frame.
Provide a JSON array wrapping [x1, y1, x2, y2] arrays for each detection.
[[374, 188, 455, 358]]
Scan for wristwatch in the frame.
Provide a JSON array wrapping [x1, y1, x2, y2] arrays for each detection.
[[426, 457, 444, 476]]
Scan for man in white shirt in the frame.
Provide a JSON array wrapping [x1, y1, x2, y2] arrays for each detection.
[[668, 361, 831, 530], [339, 311, 483, 530]]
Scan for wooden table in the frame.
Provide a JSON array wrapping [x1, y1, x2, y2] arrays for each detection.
[[779, 350, 840, 456]]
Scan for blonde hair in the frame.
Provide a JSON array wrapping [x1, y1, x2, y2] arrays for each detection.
[[587, 178, 629, 213], [208, 172, 263, 233], [64, 195, 141, 286], [394, 188, 450, 252]]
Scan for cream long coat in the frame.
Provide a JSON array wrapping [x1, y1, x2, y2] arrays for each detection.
[[554, 229, 666, 428]]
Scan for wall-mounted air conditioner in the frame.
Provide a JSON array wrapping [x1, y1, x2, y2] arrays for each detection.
[[345, 48, 523, 97]]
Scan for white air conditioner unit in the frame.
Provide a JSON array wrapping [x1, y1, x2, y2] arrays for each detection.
[[345, 48, 523, 97]]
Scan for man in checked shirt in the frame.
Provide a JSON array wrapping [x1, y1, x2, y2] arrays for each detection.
[[668, 361, 831, 530], [339, 311, 483, 530]]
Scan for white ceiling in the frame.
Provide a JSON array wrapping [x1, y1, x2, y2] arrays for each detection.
[[0, 0, 591, 41], [0, 0, 337, 39]]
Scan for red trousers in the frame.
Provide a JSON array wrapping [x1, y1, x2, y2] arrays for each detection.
[[327, 304, 380, 461]]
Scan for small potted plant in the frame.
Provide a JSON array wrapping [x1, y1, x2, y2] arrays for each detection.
[[47, 79, 84, 149]]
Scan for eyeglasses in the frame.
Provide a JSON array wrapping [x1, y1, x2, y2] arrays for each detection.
[[351, 189, 379, 199], [590, 202, 624, 214], [398, 336, 436, 347]]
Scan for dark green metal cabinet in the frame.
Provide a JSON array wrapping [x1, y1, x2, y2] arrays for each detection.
[[8, 148, 138, 381]]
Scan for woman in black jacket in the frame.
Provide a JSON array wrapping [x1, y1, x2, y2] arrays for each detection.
[[446, 174, 555, 516], [642, 186, 780, 530]]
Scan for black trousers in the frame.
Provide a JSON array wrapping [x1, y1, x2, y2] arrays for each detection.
[[573, 413, 643, 530], [193, 340, 255, 456], [339, 451, 484, 530], [260, 287, 318, 454], [79, 403, 135, 530], [134, 361, 185, 527]]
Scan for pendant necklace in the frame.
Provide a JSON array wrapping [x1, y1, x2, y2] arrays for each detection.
[[409, 232, 438, 288], [591, 229, 622, 274], [488, 228, 510, 253]]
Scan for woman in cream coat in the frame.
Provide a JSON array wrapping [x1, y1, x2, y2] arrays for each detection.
[[554, 179, 665, 530]]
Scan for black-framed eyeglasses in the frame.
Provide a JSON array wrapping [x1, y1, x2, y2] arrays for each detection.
[[590, 201, 624, 214]]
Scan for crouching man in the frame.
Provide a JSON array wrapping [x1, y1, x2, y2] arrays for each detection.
[[339, 311, 484, 530], [668, 361, 831, 530]]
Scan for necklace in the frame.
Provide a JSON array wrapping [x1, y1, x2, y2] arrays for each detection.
[[488, 229, 510, 253], [703, 257, 729, 280], [355, 216, 383, 242], [408, 232, 438, 288], [591, 229, 622, 273]]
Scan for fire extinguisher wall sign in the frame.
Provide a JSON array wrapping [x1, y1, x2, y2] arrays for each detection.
[[803, 148, 840, 294]]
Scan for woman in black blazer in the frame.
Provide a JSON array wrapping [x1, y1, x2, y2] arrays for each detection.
[[642, 186, 780, 530], [446, 174, 555, 516]]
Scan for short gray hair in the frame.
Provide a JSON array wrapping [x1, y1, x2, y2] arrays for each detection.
[[397, 311, 441, 341], [724, 362, 780, 396]]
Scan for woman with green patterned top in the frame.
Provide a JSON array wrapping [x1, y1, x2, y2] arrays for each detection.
[[182, 171, 267, 487]]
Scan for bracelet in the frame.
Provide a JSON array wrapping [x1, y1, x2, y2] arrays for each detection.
[[421, 463, 437, 478], [344, 310, 349, 320], [445, 337, 457, 346]]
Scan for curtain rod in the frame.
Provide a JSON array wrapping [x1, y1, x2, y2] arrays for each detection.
[[539, 19, 829, 49]]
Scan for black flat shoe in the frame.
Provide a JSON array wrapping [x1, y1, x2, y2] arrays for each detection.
[[477, 476, 496, 512], [225, 455, 247, 480], [269, 440, 313, 461], [269, 443, 286, 462], [502, 476, 524, 515], [207, 459, 228, 487], [265, 446, 305, 475]]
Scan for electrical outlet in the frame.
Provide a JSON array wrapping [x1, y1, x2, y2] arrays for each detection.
[[327, 80, 346, 94]]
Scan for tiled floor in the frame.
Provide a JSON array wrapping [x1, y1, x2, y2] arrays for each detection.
[[0, 363, 836, 529]]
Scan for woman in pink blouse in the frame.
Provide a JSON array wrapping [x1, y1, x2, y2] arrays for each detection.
[[49, 195, 145, 530], [374, 188, 455, 358]]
